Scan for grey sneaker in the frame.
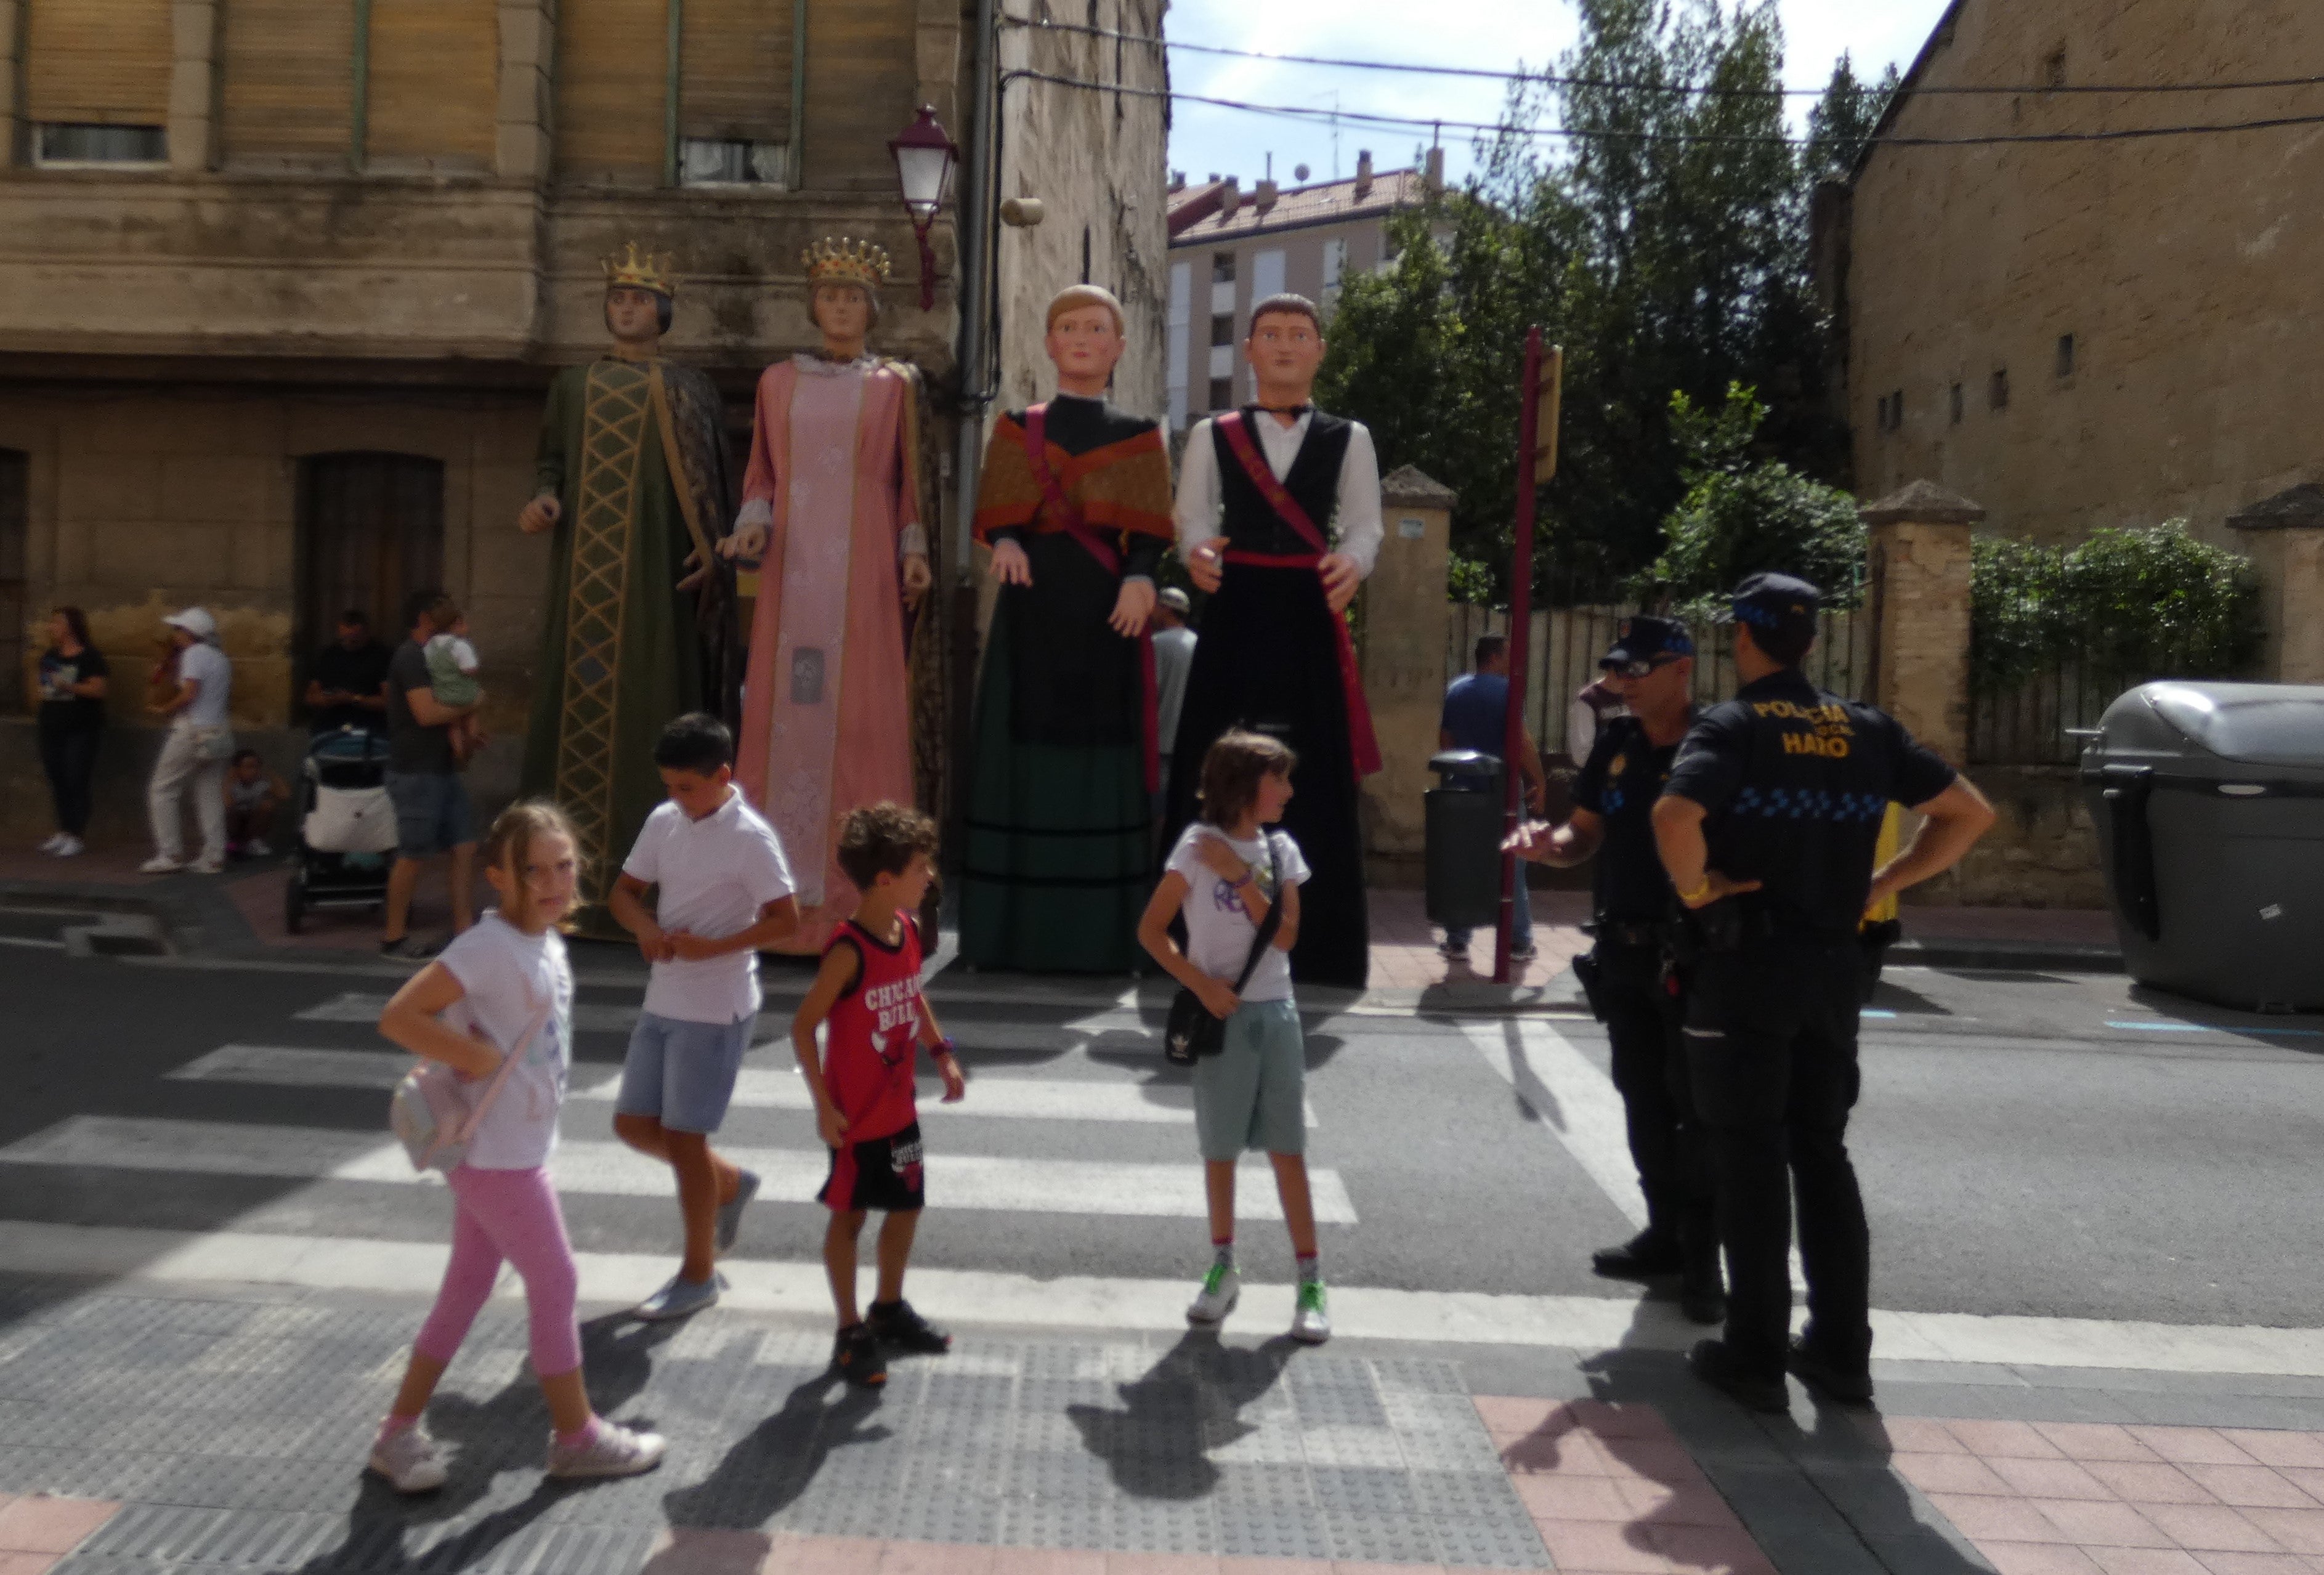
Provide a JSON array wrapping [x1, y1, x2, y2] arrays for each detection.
[[716, 1168, 760, 1253], [546, 1420, 666, 1480], [1291, 1279, 1332, 1344], [1187, 1263, 1240, 1324], [633, 1272, 720, 1322], [368, 1425, 447, 1493]]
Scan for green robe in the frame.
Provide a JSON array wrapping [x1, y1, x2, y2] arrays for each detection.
[[521, 355, 735, 929]]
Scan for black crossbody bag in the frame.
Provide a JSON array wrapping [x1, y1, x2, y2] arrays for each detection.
[[1164, 833, 1285, 1067]]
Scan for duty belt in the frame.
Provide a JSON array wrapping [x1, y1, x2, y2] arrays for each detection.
[[1590, 918, 1664, 949]]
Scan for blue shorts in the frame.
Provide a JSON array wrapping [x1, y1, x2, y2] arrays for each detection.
[[1191, 998, 1306, 1160], [615, 1011, 754, 1134], [383, 769, 474, 858]]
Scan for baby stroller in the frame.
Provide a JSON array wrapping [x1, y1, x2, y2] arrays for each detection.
[[285, 727, 397, 934]]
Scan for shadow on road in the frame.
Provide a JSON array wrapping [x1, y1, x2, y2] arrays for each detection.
[[1066, 1329, 1300, 1501]]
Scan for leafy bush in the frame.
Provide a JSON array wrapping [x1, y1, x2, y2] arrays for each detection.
[[1648, 385, 1866, 610], [1969, 522, 2262, 696]]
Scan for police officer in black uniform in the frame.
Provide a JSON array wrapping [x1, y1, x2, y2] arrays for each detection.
[[1653, 573, 1994, 1412], [1507, 615, 1723, 1324]]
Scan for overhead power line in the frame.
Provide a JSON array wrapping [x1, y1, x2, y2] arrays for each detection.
[[1002, 15, 2324, 100], [1002, 67, 2324, 149]]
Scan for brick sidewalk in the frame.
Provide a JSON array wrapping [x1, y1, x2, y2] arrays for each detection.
[[7, 1275, 2324, 1574]]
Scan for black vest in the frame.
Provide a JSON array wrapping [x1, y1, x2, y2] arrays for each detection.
[[1210, 409, 1354, 556]]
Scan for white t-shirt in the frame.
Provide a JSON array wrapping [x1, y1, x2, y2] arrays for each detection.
[[1165, 824, 1311, 1004], [426, 633, 480, 675], [176, 641, 233, 727], [622, 789, 796, 1023], [437, 911, 573, 1170]]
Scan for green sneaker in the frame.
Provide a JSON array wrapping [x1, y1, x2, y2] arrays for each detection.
[[1291, 1278, 1331, 1344], [1188, 1262, 1240, 1324]]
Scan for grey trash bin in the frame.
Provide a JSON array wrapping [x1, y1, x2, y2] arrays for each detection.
[[2081, 681, 2324, 1012], [1426, 749, 1504, 933]]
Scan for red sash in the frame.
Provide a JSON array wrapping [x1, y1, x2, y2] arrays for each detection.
[[1213, 410, 1383, 778], [1022, 403, 1160, 793]]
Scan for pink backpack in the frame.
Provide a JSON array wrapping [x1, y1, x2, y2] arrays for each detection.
[[389, 999, 551, 1173]]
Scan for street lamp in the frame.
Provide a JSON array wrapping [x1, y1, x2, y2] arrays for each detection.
[[888, 105, 959, 312]]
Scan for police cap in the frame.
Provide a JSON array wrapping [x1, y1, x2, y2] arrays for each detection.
[[1716, 571, 1821, 642], [1598, 614, 1694, 677]]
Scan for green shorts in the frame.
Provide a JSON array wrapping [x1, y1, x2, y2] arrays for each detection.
[[1192, 998, 1306, 1160]]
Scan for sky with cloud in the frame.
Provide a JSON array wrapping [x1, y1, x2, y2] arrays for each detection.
[[1160, 0, 1953, 189]]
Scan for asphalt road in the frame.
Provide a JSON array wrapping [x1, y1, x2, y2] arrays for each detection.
[[2, 937, 2320, 1330]]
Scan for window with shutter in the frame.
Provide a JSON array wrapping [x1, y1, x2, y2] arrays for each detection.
[[26, 0, 170, 138], [801, 0, 916, 188], [678, 0, 795, 186], [220, 0, 354, 167], [556, 0, 671, 184], [366, 0, 497, 168]]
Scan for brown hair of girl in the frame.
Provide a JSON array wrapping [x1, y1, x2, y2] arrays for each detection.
[[481, 800, 581, 929], [1197, 729, 1297, 832]]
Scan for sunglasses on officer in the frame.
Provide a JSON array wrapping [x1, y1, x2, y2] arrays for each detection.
[[1600, 654, 1687, 681]]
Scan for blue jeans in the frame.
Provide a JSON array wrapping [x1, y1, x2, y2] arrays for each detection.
[[1447, 884, 1534, 952]]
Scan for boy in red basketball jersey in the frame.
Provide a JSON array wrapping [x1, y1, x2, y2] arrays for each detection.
[[793, 802, 965, 1387]]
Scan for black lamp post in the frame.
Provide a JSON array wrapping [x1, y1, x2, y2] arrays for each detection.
[[889, 105, 960, 312]]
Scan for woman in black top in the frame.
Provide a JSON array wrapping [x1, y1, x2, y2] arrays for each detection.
[[36, 607, 110, 856]]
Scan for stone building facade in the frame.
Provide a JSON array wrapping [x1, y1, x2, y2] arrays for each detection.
[[0, 0, 1168, 841], [1832, 0, 2324, 551]]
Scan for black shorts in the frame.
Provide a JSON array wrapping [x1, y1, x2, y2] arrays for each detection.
[[819, 1120, 926, 1214]]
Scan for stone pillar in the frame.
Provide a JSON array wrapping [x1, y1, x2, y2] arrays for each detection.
[[0, 0, 20, 170], [1861, 480, 1983, 763], [168, 0, 219, 174], [1359, 465, 1456, 877], [2227, 484, 2324, 684], [495, 0, 554, 182]]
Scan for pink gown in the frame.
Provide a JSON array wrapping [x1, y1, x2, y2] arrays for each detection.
[[734, 354, 919, 954]]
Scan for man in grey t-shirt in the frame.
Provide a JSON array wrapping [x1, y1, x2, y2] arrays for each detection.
[[381, 592, 479, 958]]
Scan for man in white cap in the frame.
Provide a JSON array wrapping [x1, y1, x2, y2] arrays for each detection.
[[144, 607, 235, 875]]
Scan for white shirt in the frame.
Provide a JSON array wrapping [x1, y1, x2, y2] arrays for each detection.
[[1166, 824, 1311, 1004], [176, 641, 233, 727], [438, 912, 573, 1170], [426, 633, 480, 676], [1152, 625, 1197, 750], [1173, 411, 1383, 577], [622, 789, 796, 1023]]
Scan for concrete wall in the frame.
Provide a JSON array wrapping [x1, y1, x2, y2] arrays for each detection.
[[1847, 0, 2324, 548]]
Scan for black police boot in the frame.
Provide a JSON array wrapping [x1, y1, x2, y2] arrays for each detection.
[[1591, 1227, 1683, 1282], [1786, 1334, 1874, 1406], [1677, 1233, 1727, 1327], [1688, 1338, 1789, 1414]]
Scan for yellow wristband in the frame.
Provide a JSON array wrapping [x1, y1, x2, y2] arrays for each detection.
[[1677, 878, 1712, 905]]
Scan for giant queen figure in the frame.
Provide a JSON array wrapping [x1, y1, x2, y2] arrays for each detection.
[[961, 285, 1174, 972], [520, 245, 740, 933], [723, 238, 931, 952]]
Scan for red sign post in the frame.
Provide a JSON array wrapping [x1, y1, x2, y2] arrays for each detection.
[[1494, 331, 1564, 984]]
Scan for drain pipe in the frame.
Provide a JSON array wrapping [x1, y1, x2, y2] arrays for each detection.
[[952, 0, 1001, 586]]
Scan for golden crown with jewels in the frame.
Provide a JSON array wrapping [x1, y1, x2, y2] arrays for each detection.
[[602, 242, 676, 298], [802, 237, 891, 289]]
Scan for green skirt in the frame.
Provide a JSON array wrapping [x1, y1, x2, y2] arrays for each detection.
[[959, 610, 1153, 973]]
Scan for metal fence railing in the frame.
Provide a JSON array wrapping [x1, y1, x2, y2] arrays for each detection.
[[1969, 663, 2123, 766], [1444, 601, 1876, 764]]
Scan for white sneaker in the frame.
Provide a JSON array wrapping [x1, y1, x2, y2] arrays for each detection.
[[368, 1425, 448, 1493], [546, 1419, 667, 1480], [189, 857, 225, 876], [1187, 1262, 1240, 1324], [52, 835, 83, 858], [243, 838, 271, 857], [1291, 1279, 1332, 1344], [38, 833, 64, 854], [139, 855, 185, 875]]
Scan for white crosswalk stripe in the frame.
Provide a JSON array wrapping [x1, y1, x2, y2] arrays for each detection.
[[166, 1044, 1316, 1127]]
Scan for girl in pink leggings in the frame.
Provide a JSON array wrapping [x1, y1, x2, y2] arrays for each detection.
[[368, 801, 666, 1493]]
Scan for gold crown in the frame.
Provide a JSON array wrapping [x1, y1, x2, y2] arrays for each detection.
[[602, 242, 676, 298], [802, 237, 891, 289]]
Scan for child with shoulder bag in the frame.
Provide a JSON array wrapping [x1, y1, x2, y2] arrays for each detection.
[[1136, 729, 1330, 1344], [368, 800, 666, 1493]]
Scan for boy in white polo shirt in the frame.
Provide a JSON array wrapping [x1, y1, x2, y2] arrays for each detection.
[[609, 713, 800, 1319]]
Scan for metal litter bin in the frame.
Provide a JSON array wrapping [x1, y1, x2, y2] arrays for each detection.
[[2081, 681, 2324, 1012], [1426, 749, 1504, 933]]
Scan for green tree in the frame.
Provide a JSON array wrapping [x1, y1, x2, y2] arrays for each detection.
[[1648, 385, 1864, 607], [1803, 54, 1899, 184]]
